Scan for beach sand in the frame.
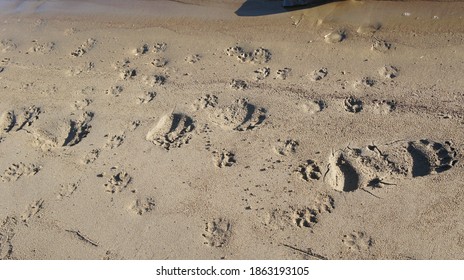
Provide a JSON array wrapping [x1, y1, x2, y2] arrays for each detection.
[[1, 0, 464, 259]]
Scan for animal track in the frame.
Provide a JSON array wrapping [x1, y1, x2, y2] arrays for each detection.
[[57, 182, 79, 199], [229, 79, 248, 90], [105, 134, 125, 149], [408, 139, 458, 176], [298, 160, 322, 181], [325, 140, 458, 192], [276, 68, 291, 80], [310, 68, 328, 81], [133, 43, 149, 56], [371, 39, 392, 52], [150, 75, 166, 86], [106, 85, 123, 97], [342, 231, 373, 252], [292, 208, 318, 228], [153, 42, 167, 53], [210, 98, 266, 131], [137, 91, 157, 104], [301, 100, 326, 114], [192, 94, 218, 110], [202, 218, 231, 247], [0, 217, 16, 260], [324, 30, 346, 43], [275, 139, 299, 156], [63, 111, 93, 146], [214, 150, 236, 168], [130, 197, 156, 215], [1, 162, 41, 182], [146, 113, 194, 150], [82, 149, 100, 164], [120, 68, 137, 80], [0, 111, 15, 132], [254, 67, 270, 81], [265, 206, 321, 230], [1, 106, 41, 134], [379, 65, 399, 79], [27, 41, 55, 54], [21, 199, 44, 223], [104, 170, 132, 194], [185, 54, 201, 63], [225, 46, 271, 64], [152, 58, 167, 67], [344, 97, 363, 113], [1, 39, 17, 52], [370, 99, 396, 114], [312, 192, 335, 214], [71, 38, 96, 57]]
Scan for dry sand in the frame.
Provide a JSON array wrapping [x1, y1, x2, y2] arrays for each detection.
[[1, 0, 464, 260]]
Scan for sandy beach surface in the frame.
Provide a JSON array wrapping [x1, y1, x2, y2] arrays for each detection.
[[1, 0, 464, 260]]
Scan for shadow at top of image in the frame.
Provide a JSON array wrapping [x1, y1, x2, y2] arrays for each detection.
[[235, 0, 338, 16]]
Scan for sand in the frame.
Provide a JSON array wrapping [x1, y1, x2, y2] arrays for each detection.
[[0, 0, 464, 260]]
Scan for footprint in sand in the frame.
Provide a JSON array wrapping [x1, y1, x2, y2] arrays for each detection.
[[265, 205, 324, 231], [275, 139, 299, 156], [342, 231, 373, 253], [153, 42, 167, 53], [225, 46, 271, 64], [32, 111, 93, 149], [324, 30, 346, 43], [229, 79, 248, 90], [300, 100, 327, 114], [73, 99, 92, 110], [297, 160, 322, 181], [312, 192, 335, 214], [0, 106, 41, 134], [146, 113, 195, 150], [0, 39, 17, 52], [136, 91, 157, 104], [27, 40, 55, 54], [369, 99, 397, 115], [213, 150, 237, 168], [71, 38, 96, 57], [275, 68, 291, 80], [354, 77, 376, 89], [292, 208, 318, 228], [192, 94, 218, 111], [210, 98, 266, 131], [253, 67, 270, 81], [371, 39, 392, 52], [66, 62, 95, 76], [57, 182, 79, 200], [310, 68, 328, 81], [151, 58, 167, 68], [106, 85, 123, 97], [202, 218, 231, 247], [82, 149, 100, 164], [325, 139, 458, 192], [129, 197, 156, 215], [104, 169, 132, 194], [379, 65, 399, 79], [0, 217, 17, 260], [185, 54, 201, 64], [20, 199, 44, 223], [344, 97, 363, 113], [1, 162, 41, 182], [104, 133, 125, 149], [132, 43, 149, 56]]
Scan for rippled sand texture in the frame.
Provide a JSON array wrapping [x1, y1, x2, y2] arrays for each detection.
[[0, 0, 464, 259]]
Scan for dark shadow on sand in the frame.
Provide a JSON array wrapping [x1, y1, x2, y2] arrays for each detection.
[[235, 0, 337, 17]]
